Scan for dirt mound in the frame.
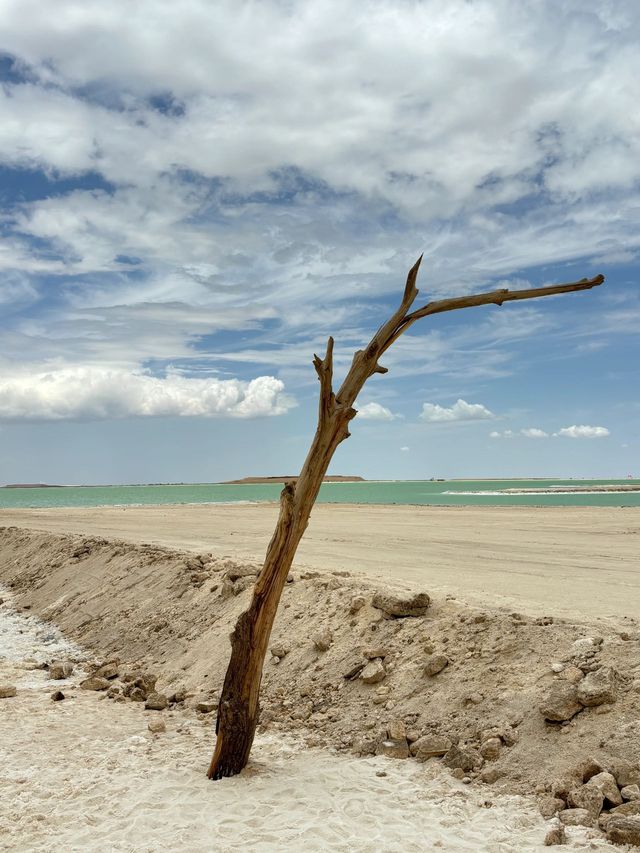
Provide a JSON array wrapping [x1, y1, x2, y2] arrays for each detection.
[[1, 525, 639, 808]]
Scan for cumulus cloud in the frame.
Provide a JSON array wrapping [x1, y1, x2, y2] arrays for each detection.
[[357, 402, 399, 421], [420, 399, 495, 423], [555, 425, 610, 439], [520, 428, 549, 438], [0, 368, 295, 421], [489, 429, 515, 439]]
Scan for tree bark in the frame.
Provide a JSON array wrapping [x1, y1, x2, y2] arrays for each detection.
[[208, 259, 603, 779]]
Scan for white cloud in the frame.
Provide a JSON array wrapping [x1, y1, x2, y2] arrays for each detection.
[[555, 425, 610, 439], [490, 429, 515, 439], [400, 446, 410, 452], [420, 399, 495, 423], [0, 368, 295, 421], [520, 427, 549, 438], [357, 402, 398, 422]]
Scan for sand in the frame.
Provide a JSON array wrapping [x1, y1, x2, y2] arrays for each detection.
[[0, 586, 620, 853], [1, 502, 638, 619]]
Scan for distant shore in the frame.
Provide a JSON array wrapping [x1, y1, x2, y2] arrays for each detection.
[[220, 475, 366, 485]]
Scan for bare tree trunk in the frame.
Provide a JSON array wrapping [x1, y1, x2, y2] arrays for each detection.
[[208, 259, 603, 779]]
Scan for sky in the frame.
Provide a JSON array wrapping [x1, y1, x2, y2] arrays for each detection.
[[0, 0, 638, 484]]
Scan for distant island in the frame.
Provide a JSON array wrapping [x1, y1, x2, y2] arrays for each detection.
[[220, 475, 366, 485], [2, 483, 63, 489]]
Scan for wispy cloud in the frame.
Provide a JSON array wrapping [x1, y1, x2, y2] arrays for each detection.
[[555, 425, 610, 439]]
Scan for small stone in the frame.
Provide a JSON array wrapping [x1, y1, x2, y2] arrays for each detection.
[[551, 663, 565, 673], [371, 590, 430, 618], [560, 666, 584, 684], [363, 647, 388, 660], [387, 720, 406, 741], [196, 699, 218, 713], [480, 767, 502, 785], [610, 802, 640, 817], [479, 738, 501, 761], [51, 690, 65, 701], [411, 735, 452, 761], [168, 689, 187, 704], [375, 770, 387, 777], [464, 692, 483, 706], [93, 662, 119, 680], [576, 666, 618, 707], [558, 808, 595, 827], [313, 628, 333, 652], [539, 797, 565, 820], [49, 661, 74, 680], [349, 595, 366, 614], [539, 682, 582, 721], [586, 771, 623, 806], [443, 744, 482, 773], [377, 739, 409, 759], [608, 759, 640, 788], [270, 644, 289, 659], [567, 785, 603, 817], [80, 676, 110, 691], [148, 719, 166, 733], [606, 816, 640, 846], [579, 757, 605, 782], [424, 654, 449, 676], [622, 785, 640, 801], [0, 685, 17, 698], [145, 692, 168, 711], [360, 660, 386, 684], [450, 767, 465, 780], [544, 825, 566, 846]]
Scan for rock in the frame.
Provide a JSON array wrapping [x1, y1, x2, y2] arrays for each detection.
[[168, 689, 187, 704], [558, 808, 595, 827], [93, 662, 119, 680], [579, 757, 605, 782], [51, 690, 65, 701], [539, 797, 565, 819], [196, 699, 218, 713], [610, 802, 640, 817], [121, 672, 157, 701], [587, 771, 623, 806], [225, 564, 259, 582], [544, 824, 566, 846], [313, 628, 333, 652], [443, 744, 482, 773], [80, 676, 110, 691], [363, 647, 388, 660], [270, 644, 289, 659], [148, 719, 166, 733], [576, 666, 618, 707], [559, 666, 584, 684], [464, 692, 483, 706], [377, 738, 409, 759], [480, 767, 502, 784], [480, 738, 502, 761], [609, 760, 640, 788], [0, 685, 17, 698], [411, 735, 452, 761], [622, 785, 640, 802], [371, 590, 430, 618], [349, 595, 366, 614], [606, 816, 640, 846], [539, 682, 582, 721], [387, 720, 406, 741], [49, 661, 73, 680], [567, 785, 604, 817], [145, 692, 168, 711], [343, 661, 365, 680], [424, 654, 449, 676], [360, 660, 386, 684]]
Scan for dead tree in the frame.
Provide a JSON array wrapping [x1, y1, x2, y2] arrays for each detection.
[[208, 258, 604, 779]]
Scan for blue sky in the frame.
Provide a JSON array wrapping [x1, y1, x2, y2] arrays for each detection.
[[0, 0, 638, 484]]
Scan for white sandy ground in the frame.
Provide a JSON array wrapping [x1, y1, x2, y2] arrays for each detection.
[[0, 589, 625, 853], [1, 503, 638, 620]]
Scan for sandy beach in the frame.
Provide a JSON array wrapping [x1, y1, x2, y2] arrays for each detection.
[[1, 503, 638, 620], [1, 505, 639, 850]]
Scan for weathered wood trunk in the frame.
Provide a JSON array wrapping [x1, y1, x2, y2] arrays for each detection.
[[207, 259, 604, 780]]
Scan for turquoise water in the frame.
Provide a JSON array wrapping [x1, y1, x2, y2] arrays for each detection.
[[1, 479, 639, 508]]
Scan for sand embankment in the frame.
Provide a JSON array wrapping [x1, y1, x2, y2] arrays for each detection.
[[1, 522, 639, 814], [1, 503, 638, 620]]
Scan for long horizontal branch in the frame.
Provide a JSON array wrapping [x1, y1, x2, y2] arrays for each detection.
[[381, 273, 604, 354]]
